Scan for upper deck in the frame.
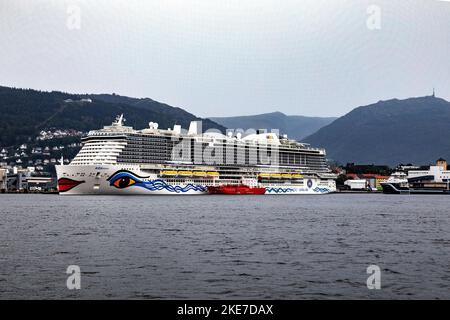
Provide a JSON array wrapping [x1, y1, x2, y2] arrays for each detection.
[[72, 115, 329, 172]]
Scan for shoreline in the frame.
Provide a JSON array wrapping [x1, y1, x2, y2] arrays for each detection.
[[0, 190, 58, 194]]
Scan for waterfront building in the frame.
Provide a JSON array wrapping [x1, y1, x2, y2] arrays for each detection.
[[343, 173, 389, 190], [1, 165, 55, 192], [382, 158, 450, 194], [26, 176, 56, 191], [407, 158, 450, 182], [344, 179, 368, 190], [0, 168, 7, 191], [7, 170, 29, 191], [374, 176, 389, 189]]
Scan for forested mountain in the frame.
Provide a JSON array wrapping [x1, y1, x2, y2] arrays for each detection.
[[0, 86, 225, 147]]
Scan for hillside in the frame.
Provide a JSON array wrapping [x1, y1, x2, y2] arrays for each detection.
[[0, 86, 225, 147], [304, 96, 450, 166], [210, 112, 336, 141]]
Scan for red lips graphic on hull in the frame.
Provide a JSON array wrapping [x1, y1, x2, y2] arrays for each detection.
[[57, 178, 85, 192]]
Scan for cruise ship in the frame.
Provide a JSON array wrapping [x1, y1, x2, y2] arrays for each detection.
[[55, 115, 337, 195]]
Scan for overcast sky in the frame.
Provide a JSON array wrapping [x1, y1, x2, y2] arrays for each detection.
[[1, 0, 449, 117]]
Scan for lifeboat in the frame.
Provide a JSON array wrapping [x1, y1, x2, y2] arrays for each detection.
[[208, 184, 266, 195], [177, 170, 193, 175], [193, 171, 207, 176], [160, 170, 177, 175], [258, 173, 271, 177]]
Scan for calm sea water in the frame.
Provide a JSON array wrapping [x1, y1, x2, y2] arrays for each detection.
[[0, 193, 449, 299]]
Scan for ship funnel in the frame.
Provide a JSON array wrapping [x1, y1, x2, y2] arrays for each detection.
[[173, 124, 182, 135], [114, 114, 125, 126], [188, 121, 202, 135]]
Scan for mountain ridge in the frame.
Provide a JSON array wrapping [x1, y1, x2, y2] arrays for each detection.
[[210, 112, 337, 141], [304, 95, 450, 166]]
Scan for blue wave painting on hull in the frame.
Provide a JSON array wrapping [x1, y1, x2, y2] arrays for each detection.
[[313, 187, 330, 193], [266, 187, 295, 193], [139, 179, 207, 193], [107, 170, 207, 193]]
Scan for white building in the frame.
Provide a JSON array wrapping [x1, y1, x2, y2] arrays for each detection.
[[407, 158, 450, 182], [344, 179, 368, 190]]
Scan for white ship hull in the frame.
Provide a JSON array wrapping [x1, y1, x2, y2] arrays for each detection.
[[55, 165, 207, 195], [265, 184, 335, 195], [56, 165, 335, 195]]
